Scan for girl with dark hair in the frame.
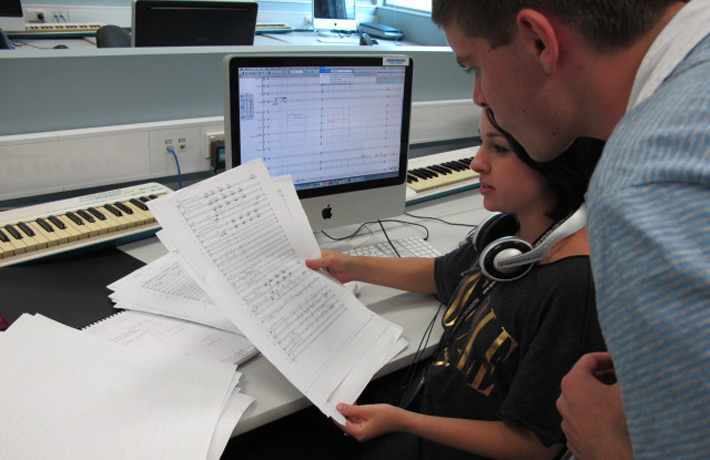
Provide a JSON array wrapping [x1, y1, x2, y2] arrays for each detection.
[[306, 110, 606, 460]]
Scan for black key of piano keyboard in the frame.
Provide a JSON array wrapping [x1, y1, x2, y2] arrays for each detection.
[[48, 215, 66, 230], [129, 198, 148, 211], [76, 209, 95, 223], [36, 218, 54, 232], [103, 203, 122, 217], [4, 224, 22, 240], [87, 207, 106, 221], [443, 161, 465, 171], [114, 201, 134, 215], [428, 165, 451, 175], [66, 212, 85, 226], [17, 222, 36, 237], [410, 169, 433, 180], [0, 228, 9, 242]]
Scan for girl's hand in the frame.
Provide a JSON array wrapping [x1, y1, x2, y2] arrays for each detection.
[[305, 250, 358, 283], [335, 403, 407, 442]]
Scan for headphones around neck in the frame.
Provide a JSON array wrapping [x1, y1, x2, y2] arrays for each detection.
[[468, 204, 587, 282]]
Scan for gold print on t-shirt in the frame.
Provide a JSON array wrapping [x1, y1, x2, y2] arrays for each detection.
[[443, 274, 481, 327], [436, 284, 519, 396]]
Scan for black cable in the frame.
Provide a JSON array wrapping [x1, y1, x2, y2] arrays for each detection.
[[400, 303, 442, 385], [379, 218, 430, 240], [378, 220, 401, 257], [320, 221, 376, 241], [404, 211, 478, 229]]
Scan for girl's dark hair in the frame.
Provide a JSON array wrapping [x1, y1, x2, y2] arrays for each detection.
[[485, 109, 604, 221]]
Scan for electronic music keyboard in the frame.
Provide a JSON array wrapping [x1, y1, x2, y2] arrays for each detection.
[[0, 183, 171, 268], [6, 23, 105, 38], [406, 146, 480, 205]]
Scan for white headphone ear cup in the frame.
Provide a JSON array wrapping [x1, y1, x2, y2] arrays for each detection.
[[480, 237, 534, 281]]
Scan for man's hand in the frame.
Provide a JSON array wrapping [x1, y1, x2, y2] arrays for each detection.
[[557, 352, 633, 460]]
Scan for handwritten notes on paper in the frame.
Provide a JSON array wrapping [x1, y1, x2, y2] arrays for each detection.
[[148, 159, 406, 422]]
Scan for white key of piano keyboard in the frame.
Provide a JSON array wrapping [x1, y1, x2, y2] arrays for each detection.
[[0, 183, 171, 267], [406, 146, 481, 204]]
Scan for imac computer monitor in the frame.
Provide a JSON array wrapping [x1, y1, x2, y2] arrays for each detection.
[[0, 0, 25, 32], [224, 54, 414, 232], [312, 0, 357, 32], [132, 0, 258, 47]]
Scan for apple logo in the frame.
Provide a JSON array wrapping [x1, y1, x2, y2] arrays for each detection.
[[322, 205, 333, 220]]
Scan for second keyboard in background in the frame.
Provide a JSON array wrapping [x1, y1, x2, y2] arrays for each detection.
[[345, 236, 442, 258]]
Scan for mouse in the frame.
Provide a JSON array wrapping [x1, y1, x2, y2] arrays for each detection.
[[53, 44, 69, 49], [344, 281, 361, 296]]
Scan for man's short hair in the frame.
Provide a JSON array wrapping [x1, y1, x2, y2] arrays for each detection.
[[431, 0, 685, 51]]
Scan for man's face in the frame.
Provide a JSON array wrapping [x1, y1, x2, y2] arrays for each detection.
[[444, 22, 575, 162]]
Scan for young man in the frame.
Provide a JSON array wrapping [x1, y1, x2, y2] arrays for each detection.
[[431, 1, 710, 459]]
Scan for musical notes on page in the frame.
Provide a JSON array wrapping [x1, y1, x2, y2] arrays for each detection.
[[147, 159, 405, 422]]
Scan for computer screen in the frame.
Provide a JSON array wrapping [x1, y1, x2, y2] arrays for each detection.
[[132, 0, 258, 47], [312, 0, 357, 32], [224, 54, 413, 231], [0, 0, 25, 32]]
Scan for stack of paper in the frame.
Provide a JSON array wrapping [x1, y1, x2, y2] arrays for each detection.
[[84, 309, 259, 366], [0, 314, 253, 460], [101, 250, 259, 366], [147, 159, 407, 423]]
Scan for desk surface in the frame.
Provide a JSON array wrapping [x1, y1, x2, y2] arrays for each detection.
[[10, 30, 413, 51], [117, 188, 488, 436]]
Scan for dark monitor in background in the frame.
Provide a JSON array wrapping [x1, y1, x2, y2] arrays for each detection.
[[0, 0, 25, 32], [223, 54, 414, 232], [132, 0, 258, 47], [312, 0, 357, 32]]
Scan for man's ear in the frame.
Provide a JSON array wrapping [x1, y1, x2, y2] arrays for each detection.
[[516, 9, 560, 74]]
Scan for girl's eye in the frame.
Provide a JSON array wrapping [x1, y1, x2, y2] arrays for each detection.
[[492, 143, 510, 153]]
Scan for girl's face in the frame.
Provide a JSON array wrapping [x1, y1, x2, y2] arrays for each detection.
[[471, 115, 555, 218]]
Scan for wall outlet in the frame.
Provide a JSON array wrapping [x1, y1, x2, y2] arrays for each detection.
[[50, 9, 70, 23], [149, 127, 207, 177], [204, 131, 224, 159], [25, 9, 47, 23]]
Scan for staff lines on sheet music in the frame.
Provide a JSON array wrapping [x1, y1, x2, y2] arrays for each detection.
[[173, 175, 345, 363], [141, 260, 213, 303], [248, 267, 345, 361]]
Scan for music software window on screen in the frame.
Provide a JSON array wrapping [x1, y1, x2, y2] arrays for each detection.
[[237, 65, 406, 191]]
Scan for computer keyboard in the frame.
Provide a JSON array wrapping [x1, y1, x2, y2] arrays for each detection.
[[345, 236, 442, 258]]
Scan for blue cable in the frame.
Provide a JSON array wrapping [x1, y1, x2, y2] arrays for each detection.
[[166, 146, 183, 189]]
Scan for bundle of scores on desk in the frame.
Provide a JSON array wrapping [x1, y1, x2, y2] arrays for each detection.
[[0, 148, 480, 267]]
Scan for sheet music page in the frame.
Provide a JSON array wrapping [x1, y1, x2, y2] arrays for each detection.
[[84, 309, 258, 366], [148, 159, 405, 420], [108, 252, 239, 333], [0, 314, 239, 460]]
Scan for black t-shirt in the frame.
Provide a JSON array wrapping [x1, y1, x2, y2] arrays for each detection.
[[410, 241, 606, 460]]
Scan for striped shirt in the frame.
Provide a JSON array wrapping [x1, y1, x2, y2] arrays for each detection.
[[586, 2, 710, 458]]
